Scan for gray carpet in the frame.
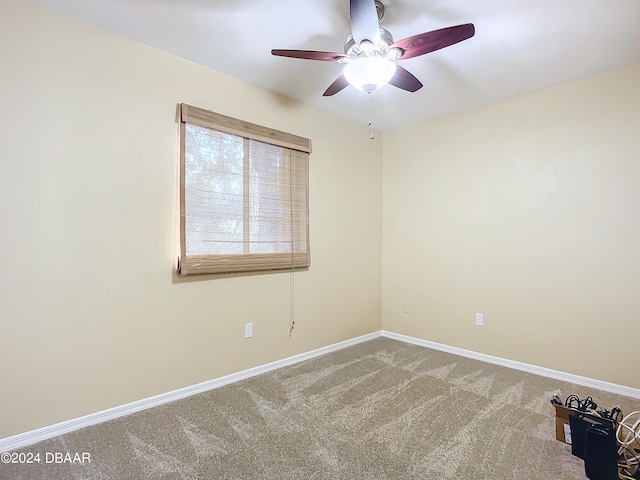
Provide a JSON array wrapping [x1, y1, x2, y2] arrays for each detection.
[[2, 337, 638, 479]]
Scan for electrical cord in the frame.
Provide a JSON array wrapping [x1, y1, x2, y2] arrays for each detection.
[[618, 411, 640, 457], [565, 395, 599, 412], [565, 394, 581, 408], [618, 454, 640, 480], [618, 448, 640, 480], [617, 411, 640, 479], [605, 406, 623, 423]]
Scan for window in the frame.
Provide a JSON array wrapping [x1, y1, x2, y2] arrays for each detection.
[[177, 104, 311, 275]]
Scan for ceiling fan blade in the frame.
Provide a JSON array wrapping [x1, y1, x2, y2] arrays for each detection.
[[350, 0, 381, 47], [390, 23, 475, 61], [323, 75, 350, 96], [271, 49, 346, 62], [388, 66, 423, 92]]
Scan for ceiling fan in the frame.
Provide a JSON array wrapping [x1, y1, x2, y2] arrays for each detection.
[[271, 0, 475, 96]]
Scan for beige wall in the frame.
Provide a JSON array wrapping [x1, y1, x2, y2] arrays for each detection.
[[0, 0, 382, 438], [382, 63, 640, 389]]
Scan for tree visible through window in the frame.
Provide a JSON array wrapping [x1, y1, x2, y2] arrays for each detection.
[[177, 104, 311, 276]]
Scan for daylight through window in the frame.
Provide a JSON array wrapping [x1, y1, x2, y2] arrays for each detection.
[[178, 104, 311, 275]]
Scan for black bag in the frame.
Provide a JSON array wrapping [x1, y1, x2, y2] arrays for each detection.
[[584, 424, 618, 480], [569, 412, 618, 480]]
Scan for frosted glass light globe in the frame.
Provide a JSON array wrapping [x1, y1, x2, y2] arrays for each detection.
[[344, 57, 396, 93]]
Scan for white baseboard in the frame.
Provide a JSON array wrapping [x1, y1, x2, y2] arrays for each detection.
[[382, 330, 640, 400], [3, 329, 638, 453], [0, 331, 381, 453]]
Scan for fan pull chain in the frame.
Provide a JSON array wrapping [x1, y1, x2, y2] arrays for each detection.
[[368, 93, 374, 140]]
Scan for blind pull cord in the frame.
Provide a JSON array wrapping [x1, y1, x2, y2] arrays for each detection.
[[289, 152, 295, 337]]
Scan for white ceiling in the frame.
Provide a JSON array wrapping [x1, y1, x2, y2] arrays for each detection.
[[32, 0, 640, 131]]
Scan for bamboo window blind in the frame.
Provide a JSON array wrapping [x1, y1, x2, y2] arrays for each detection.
[[177, 104, 311, 276]]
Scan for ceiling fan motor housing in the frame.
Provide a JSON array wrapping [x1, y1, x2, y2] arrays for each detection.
[[374, 0, 385, 21], [343, 27, 395, 59]]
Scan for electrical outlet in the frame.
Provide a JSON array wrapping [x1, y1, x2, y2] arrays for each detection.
[[475, 313, 484, 327], [401, 302, 410, 314], [244, 323, 253, 338]]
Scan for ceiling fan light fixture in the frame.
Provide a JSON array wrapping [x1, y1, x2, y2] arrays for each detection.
[[344, 56, 396, 93], [271, 1, 475, 98], [359, 39, 375, 55], [385, 47, 402, 61]]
